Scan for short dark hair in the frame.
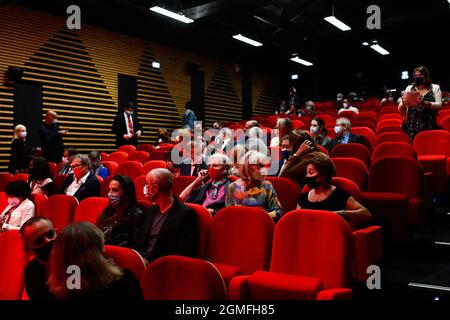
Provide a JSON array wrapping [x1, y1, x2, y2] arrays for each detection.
[[185, 101, 193, 109], [312, 117, 328, 135], [300, 152, 336, 184], [19, 217, 53, 237], [29, 157, 53, 181], [5, 180, 31, 199]]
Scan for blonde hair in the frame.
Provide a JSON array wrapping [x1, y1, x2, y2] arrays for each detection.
[[275, 118, 293, 139], [47, 222, 123, 299], [14, 124, 26, 139], [239, 150, 269, 182]]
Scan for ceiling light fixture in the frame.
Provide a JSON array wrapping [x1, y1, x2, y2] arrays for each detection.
[[324, 16, 351, 31], [291, 74, 299, 80], [232, 34, 263, 47], [370, 43, 390, 55], [150, 6, 194, 24], [362, 41, 369, 46], [152, 61, 161, 69], [290, 56, 313, 67]]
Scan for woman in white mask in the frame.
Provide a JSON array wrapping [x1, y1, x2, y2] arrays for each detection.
[[310, 117, 333, 151], [8, 124, 31, 174], [0, 180, 35, 231]]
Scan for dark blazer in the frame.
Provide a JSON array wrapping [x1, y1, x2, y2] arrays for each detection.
[[8, 138, 31, 174], [39, 123, 64, 163], [329, 133, 365, 150], [180, 162, 207, 177], [61, 173, 101, 202], [111, 112, 143, 147], [129, 198, 199, 263]]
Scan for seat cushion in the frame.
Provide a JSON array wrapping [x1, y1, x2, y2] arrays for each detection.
[[212, 263, 243, 287], [247, 271, 324, 300]]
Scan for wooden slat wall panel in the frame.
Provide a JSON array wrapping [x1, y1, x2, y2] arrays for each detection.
[[252, 72, 280, 116]]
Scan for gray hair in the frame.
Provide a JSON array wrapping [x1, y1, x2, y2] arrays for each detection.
[[245, 120, 260, 129], [148, 168, 174, 194], [72, 154, 91, 168], [336, 117, 352, 131]]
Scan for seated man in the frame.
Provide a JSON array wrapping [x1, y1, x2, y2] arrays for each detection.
[[130, 168, 199, 265], [20, 217, 57, 300], [60, 154, 100, 202], [338, 99, 359, 115], [330, 117, 365, 149]]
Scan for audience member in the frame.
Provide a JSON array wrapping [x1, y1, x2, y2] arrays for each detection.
[[270, 118, 293, 147], [130, 169, 199, 264], [182, 101, 197, 130], [96, 175, 142, 247], [330, 117, 365, 148], [297, 152, 371, 230], [180, 141, 207, 176], [1, 180, 35, 231], [111, 102, 143, 147], [29, 157, 57, 196], [285, 104, 297, 116], [155, 128, 171, 145], [58, 148, 78, 175], [302, 100, 317, 116], [47, 222, 143, 300], [287, 86, 300, 108], [230, 144, 247, 177], [381, 89, 395, 105], [61, 154, 100, 202], [8, 124, 31, 174], [245, 120, 260, 130], [246, 126, 269, 155], [39, 111, 67, 163], [310, 117, 333, 151], [88, 151, 109, 180], [275, 101, 287, 114], [338, 99, 360, 115], [335, 93, 344, 108]]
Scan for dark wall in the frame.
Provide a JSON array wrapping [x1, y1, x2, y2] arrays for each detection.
[[14, 82, 42, 148]]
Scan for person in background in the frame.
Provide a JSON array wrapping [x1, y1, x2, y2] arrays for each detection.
[[348, 91, 364, 104], [180, 141, 207, 177], [338, 99, 360, 115], [0, 180, 35, 231], [335, 93, 344, 108], [381, 89, 395, 105], [226, 150, 283, 221], [288, 86, 300, 109], [270, 118, 294, 147], [310, 117, 333, 151], [182, 101, 197, 130], [246, 127, 269, 156], [39, 111, 67, 163], [130, 169, 199, 265], [58, 148, 78, 175], [47, 222, 143, 300], [155, 128, 171, 145], [276, 134, 293, 176], [285, 103, 297, 116], [96, 175, 142, 247], [230, 144, 247, 177], [398, 66, 442, 142], [212, 122, 223, 130], [330, 117, 365, 148], [61, 154, 100, 202], [8, 124, 31, 174], [244, 120, 260, 130], [275, 101, 287, 114], [88, 151, 109, 180], [297, 152, 371, 230], [179, 153, 232, 216], [111, 102, 143, 148], [20, 217, 57, 300], [301, 101, 317, 116], [29, 157, 57, 196]]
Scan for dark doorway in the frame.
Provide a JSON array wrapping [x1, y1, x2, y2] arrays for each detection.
[[118, 74, 137, 114]]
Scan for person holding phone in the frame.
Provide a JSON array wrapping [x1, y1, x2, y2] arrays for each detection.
[[398, 66, 442, 141]]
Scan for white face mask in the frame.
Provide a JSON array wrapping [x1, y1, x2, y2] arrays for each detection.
[[343, 103, 348, 108], [143, 185, 148, 198], [20, 131, 27, 138], [62, 156, 69, 164], [7, 197, 20, 208], [52, 119, 58, 124], [310, 126, 318, 134], [334, 126, 343, 134]]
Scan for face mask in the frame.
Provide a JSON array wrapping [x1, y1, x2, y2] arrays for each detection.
[[306, 106, 312, 111], [281, 150, 291, 160], [33, 240, 55, 262], [207, 167, 222, 180], [126, 110, 134, 116], [20, 131, 27, 139], [337, 97, 342, 102], [305, 176, 320, 189], [7, 197, 20, 208], [334, 126, 343, 134], [73, 167, 84, 181], [143, 185, 148, 198], [62, 156, 69, 164], [414, 76, 424, 86], [343, 103, 348, 108], [52, 119, 57, 124], [310, 126, 318, 134], [108, 193, 121, 206]]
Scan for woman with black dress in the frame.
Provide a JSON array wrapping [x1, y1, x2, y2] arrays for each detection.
[[8, 124, 31, 174]]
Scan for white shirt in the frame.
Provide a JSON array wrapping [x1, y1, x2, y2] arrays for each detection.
[[404, 84, 442, 108], [338, 106, 359, 114], [30, 178, 53, 195], [124, 112, 133, 136], [0, 199, 35, 231], [65, 172, 90, 196]]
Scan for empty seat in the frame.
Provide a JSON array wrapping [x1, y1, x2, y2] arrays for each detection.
[[141, 255, 226, 300], [74, 197, 110, 223], [440, 115, 450, 132], [136, 144, 156, 154], [141, 160, 167, 176], [173, 176, 196, 197], [12, 173, 29, 182], [128, 151, 150, 164], [376, 125, 403, 135], [116, 161, 143, 180], [372, 142, 417, 162], [330, 143, 371, 168], [29, 193, 47, 217], [133, 175, 147, 201], [0, 173, 13, 192], [266, 177, 302, 212], [291, 120, 306, 130], [104, 245, 146, 281], [185, 203, 213, 259], [378, 113, 403, 122], [117, 144, 136, 154], [374, 132, 410, 147], [149, 150, 169, 161], [41, 195, 78, 231], [100, 175, 115, 197], [108, 151, 129, 164], [351, 127, 375, 151], [332, 157, 368, 191], [101, 161, 118, 176]]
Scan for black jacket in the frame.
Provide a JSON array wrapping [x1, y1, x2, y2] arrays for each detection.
[[39, 123, 64, 163], [60, 173, 101, 202], [8, 138, 31, 173], [330, 133, 366, 150], [129, 198, 199, 263], [179, 162, 207, 177], [111, 112, 143, 147]]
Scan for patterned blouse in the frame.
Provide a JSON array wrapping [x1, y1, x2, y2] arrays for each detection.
[[226, 179, 283, 219]]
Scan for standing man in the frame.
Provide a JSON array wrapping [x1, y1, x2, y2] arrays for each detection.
[[182, 101, 197, 130], [38, 111, 67, 163], [111, 102, 143, 147]]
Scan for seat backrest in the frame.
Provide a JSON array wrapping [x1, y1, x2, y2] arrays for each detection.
[[13, 173, 29, 182], [440, 115, 450, 132], [374, 132, 410, 147], [316, 114, 334, 125], [266, 177, 302, 212], [372, 142, 417, 162], [413, 130, 450, 156], [136, 144, 156, 154], [101, 161, 118, 176], [128, 151, 150, 164], [376, 125, 403, 135], [352, 120, 376, 133], [378, 113, 403, 122], [116, 161, 143, 180], [437, 110, 450, 125], [104, 245, 146, 281], [137, 200, 153, 212], [133, 175, 147, 201], [141, 255, 226, 300], [117, 144, 136, 154], [0, 192, 8, 212], [271, 210, 353, 289], [108, 151, 129, 164], [173, 176, 196, 197], [0, 173, 13, 192], [291, 120, 305, 130], [330, 143, 371, 168], [333, 157, 368, 191], [338, 110, 358, 121], [74, 197, 110, 223], [30, 193, 48, 217], [368, 156, 424, 198], [53, 174, 68, 190], [331, 177, 362, 202], [42, 195, 78, 231], [379, 106, 400, 115], [206, 206, 274, 275], [351, 127, 375, 151], [0, 230, 30, 300], [185, 203, 213, 259], [100, 175, 115, 197], [141, 160, 168, 176]]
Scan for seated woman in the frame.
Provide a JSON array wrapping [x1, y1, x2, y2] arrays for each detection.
[[96, 175, 142, 247], [310, 117, 333, 151], [28, 157, 57, 196], [88, 151, 109, 180], [0, 180, 35, 231], [297, 152, 371, 230], [226, 150, 283, 220], [47, 222, 143, 300], [179, 153, 232, 216]]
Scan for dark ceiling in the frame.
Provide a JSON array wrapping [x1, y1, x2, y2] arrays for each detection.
[[7, 0, 450, 97]]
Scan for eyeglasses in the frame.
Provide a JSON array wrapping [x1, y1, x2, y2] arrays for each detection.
[[70, 163, 82, 169], [32, 229, 56, 247]]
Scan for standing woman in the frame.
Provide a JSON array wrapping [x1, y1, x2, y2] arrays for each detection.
[[398, 66, 442, 142], [8, 124, 31, 174]]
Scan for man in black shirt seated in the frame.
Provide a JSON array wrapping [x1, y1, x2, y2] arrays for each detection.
[[130, 168, 199, 265], [20, 217, 56, 300]]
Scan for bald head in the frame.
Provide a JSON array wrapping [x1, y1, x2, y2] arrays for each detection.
[[146, 168, 174, 194], [45, 111, 58, 124]]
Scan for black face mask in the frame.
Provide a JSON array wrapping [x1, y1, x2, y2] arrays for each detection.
[[281, 150, 291, 160], [414, 76, 424, 86], [304, 176, 320, 189], [32, 240, 55, 262]]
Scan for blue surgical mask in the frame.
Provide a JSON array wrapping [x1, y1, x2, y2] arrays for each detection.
[[334, 126, 343, 134], [310, 126, 318, 134], [108, 193, 120, 206]]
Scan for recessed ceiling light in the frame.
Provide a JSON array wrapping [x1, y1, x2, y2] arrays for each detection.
[[324, 16, 351, 31], [370, 43, 390, 55], [290, 56, 313, 67], [232, 34, 263, 47], [150, 6, 194, 24]]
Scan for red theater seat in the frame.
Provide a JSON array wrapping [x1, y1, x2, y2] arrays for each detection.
[[267, 177, 302, 212], [128, 151, 150, 164], [136, 144, 155, 154], [104, 245, 146, 281], [41, 195, 78, 231], [352, 127, 375, 151], [185, 203, 213, 259], [330, 143, 371, 168], [12, 173, 29, 182], [332, 157, 368, 191], [372, 142, 417, 162], [133, 175, 146, 201], [374, 132, 410, 147], [101, 161, 118, 176], [173, 176, 196, 197], [74, 197, 109, 223], [141, 160, 167, 176], [108, 151, 129, 164], [29, 193, 47, 217], [116, 161, 143, 180], [100, 175, 114, 197], [117, 144, 136, 154], [0, 173, 13, 192]]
